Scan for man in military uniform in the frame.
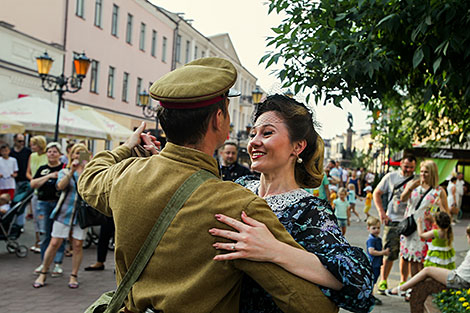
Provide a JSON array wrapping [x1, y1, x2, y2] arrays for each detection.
[[219, 142, 251, 181], [78, 58, 337, 313]]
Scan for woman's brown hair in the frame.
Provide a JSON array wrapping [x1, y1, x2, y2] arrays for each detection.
[[252, 94, 323, 188]]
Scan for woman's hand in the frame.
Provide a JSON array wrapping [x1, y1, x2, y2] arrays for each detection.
[[124, 122, 146, 149], [70, 159, 80, 173], [141, 132, 160, 155], [209, 211, 281, 262]]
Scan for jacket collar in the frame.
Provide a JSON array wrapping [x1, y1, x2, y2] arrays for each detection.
[[159, 142, 220, 178]]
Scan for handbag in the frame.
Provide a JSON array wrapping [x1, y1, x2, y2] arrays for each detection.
[[71, 175, 107, 229], [397, 187, 432, 237], [85, 169, 216, 313], [397, 215, 417, 237]]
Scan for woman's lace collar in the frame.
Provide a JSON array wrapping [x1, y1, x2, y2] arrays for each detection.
[[245, 180, 311, 212]]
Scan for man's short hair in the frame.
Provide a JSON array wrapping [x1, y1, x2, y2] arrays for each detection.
[[222, 142, 238, 150], [13, 134, 24, 141], [329, 160, 336, 166], [402, 154, 416, 163], [158, 99, 227, 146]]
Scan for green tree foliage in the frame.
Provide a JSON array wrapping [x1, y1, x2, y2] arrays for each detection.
[[263, 0, 470, 150], [350, 149, 374, 170]]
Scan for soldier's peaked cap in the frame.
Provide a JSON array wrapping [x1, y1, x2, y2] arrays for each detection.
[[149, 57, 238, 109]]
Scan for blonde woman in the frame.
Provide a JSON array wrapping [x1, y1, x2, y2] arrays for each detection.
[[400, 160, 450, 277], [26, 136, 48, 254], [33, 144, 90, 289]]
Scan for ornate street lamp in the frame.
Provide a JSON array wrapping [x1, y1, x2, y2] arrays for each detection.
[[251, 86, 263, 104], [137, 90, 160, 135], [36, 51, 90, 141]]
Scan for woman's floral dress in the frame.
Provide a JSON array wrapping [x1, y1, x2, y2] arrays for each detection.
[[237, 177, 374, 313], [400, 185, 441, 262]]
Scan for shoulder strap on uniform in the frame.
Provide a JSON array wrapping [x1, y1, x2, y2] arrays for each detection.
[[105, 169, 217, 313]]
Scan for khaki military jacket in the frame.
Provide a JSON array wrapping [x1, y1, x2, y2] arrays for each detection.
[[78, 143, 337, 313]]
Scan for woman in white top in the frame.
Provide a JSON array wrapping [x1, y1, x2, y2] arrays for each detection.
[[447, 176, 458, 220]]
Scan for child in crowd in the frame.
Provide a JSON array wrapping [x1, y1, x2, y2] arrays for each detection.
[[333, 187, 349, 235], [329, 185, 338, 207], [0, 193, 11, 216], [366, 216, 390, 305], [347, 183, 361, 223], [386, 224, 470, 307], [418, 212, 455, 269], [363, 186, 373, 222], [0, 143, 18, 200]]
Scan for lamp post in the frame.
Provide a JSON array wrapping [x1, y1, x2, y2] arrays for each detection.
[[36, 52, 90, 141], [251, 86, 263, 105], [137, 90, 160, 136]]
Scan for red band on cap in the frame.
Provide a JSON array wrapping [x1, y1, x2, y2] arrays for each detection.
[[159, 96, 224, 109]]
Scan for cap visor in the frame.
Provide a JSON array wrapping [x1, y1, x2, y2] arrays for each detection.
[[228, 88, 241, 97]]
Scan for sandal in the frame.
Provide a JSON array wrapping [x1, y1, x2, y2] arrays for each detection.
[[68, 274, 79, 289], [33, 271, 48, 288], [385, 285, 405, 297], [404, 289, 412, 302]]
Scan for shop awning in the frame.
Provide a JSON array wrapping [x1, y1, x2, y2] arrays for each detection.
[[70, 106, 133, 141], [0, 115, 25, 134], [0, 97, 107, 139]]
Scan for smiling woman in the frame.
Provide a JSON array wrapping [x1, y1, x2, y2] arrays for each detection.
[[210, 94, 375, 313]]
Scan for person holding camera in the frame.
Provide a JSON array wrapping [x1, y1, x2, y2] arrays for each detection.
[[33, 143, 90, 289]]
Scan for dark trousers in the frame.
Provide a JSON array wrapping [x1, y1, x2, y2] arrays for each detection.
[[97, 216, 115, 263]]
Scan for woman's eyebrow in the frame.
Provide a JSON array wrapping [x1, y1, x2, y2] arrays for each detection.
[[252, 122, 280, 130]]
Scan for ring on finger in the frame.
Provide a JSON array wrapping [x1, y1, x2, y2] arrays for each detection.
[[231, 244, 236, 250]]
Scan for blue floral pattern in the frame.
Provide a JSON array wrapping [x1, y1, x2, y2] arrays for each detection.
[[237, 176, 374, 313]]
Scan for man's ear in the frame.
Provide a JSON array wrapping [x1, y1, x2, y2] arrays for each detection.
[[212, 109, 223, 131]]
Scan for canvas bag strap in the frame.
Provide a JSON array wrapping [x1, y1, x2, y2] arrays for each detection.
[[412, 187, 433, 215], [104, 169, 217, 313], [389, 175, 415, 202]]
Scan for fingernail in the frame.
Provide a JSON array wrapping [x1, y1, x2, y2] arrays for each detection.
[[241, 211, 246, 217], [215, 214, 221, 219]]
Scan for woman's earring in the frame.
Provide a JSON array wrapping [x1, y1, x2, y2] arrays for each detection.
[[297, 157, 303, 164]]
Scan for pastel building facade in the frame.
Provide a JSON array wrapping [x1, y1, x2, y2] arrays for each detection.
[[0, 0, 258, 150]]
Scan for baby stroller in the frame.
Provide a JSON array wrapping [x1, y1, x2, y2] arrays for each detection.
[[0, 183, 34, 258]]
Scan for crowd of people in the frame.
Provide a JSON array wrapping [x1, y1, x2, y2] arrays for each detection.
[[1, 56, 469, 313], [0, 134, 116, 290]]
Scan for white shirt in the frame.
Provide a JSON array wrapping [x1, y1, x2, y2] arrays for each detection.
[[447, 181, 456, 207], [330, 167, 341, 185], [0, 157, 18, 190], [456, 179, 465, 197], [376, 171, 412, 222], [341, 167, 348, 182], [456, 250, 470, 283]]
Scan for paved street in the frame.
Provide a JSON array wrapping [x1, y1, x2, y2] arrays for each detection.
[[1, 199, 468, 312]]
